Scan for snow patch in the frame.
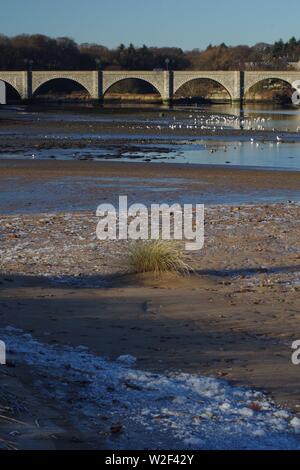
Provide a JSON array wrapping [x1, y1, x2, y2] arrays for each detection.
[[116, 354, 137, 366], [1, 327, 300, 450]]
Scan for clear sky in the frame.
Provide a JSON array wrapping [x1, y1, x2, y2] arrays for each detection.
[[0, 0, 299, 50]]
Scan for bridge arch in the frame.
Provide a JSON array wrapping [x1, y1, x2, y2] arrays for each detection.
[[32, 72, 98, 99], [174, 77, 232, 102], [173, 72, 239, 101], [244, 77, 294, 102], [102, 72, 166, 100], [103, 77, 163, 101], [32, 77, 91, 99], [243, 72, 300, 95], [0, 80, 22, 101], [0, 73, 25, 99]]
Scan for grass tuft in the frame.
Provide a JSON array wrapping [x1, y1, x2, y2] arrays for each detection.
[[128, 240, 191, 275]]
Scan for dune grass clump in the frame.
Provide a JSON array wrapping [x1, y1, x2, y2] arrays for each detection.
[[128, 240, 191, 275]]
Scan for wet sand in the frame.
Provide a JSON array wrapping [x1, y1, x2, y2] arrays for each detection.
[[2, 157, 300, 181], [1, 273, 299, 407], [1, 160, 300, 214]]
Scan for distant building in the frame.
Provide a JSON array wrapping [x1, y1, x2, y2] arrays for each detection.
[[288, 60, 300, 70]]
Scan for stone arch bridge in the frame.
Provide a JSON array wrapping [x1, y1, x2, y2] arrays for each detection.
[[0, 70, 300, 103]]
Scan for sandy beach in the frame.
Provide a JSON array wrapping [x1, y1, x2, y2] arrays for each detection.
[[0, 105, 300, 450]]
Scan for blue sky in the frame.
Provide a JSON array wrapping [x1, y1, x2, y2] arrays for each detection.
[[0, 0, 299, 50]]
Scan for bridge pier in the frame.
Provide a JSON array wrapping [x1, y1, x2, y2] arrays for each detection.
[[22, 71, 32, 101], [162, 71, 173, 105], [229, 71, 244, 104], [96, 71, 103, 102]]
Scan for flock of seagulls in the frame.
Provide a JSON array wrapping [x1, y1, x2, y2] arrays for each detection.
[[134, 119, 299, 134], [28, 110, 300, 160], [142, 112, 300, 135], [140, 112, 300, 152]]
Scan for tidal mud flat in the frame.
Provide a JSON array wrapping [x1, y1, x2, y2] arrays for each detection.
[[1, 160, 300, 214], [0, 104, 300, 449]]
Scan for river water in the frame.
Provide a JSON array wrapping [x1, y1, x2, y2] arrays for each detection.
[[0, 102, 300, 170]]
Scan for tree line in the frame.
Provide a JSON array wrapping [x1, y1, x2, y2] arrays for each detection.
[[0, 34, 299, 71]]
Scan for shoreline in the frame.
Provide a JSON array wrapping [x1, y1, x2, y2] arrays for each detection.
[[2, 157, 300, 177]]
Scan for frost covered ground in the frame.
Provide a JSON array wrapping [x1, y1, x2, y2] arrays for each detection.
[[1, 204, 299, 289], [1, 326, 300, 450]]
